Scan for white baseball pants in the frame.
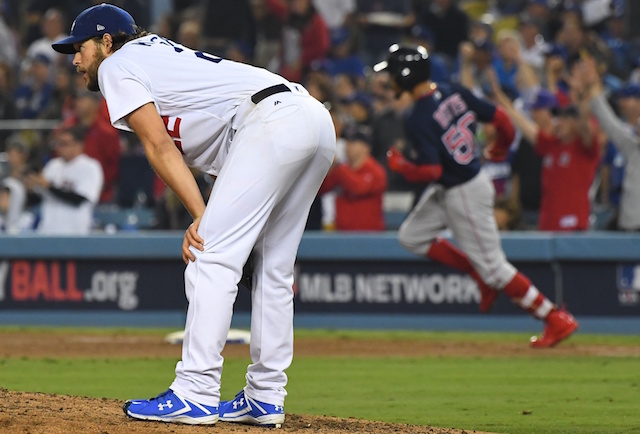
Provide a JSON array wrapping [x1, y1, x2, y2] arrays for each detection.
[[170, 87, 335, 407]]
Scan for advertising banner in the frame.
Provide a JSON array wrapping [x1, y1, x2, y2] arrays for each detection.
[[1, 257, 636, 317]]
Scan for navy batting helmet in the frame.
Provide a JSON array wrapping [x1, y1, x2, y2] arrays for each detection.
[[373, 44, 431, 92], [52, 3, 136, 54]]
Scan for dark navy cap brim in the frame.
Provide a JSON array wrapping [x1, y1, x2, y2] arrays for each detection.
[[52, 34, 93, 54]]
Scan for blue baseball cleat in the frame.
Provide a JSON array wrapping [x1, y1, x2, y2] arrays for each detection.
[[218, 390, 285, 427], [123, 389, 218, 425]]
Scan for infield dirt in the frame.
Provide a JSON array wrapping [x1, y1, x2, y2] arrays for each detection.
[[2, 330, 638, 434]]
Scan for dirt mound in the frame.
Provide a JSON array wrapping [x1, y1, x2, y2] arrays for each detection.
[[0, 389, 487, 434]]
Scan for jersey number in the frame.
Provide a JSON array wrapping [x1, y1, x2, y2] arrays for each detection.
[[141, 36, 223, 63], [441, 112, 475, 165], [161, 116, 184, 154]]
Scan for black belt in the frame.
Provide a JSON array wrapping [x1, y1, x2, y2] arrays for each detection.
[[251, 83, 291, 104]]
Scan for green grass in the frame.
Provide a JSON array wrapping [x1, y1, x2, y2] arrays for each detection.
[[1, 329, 640, 433]]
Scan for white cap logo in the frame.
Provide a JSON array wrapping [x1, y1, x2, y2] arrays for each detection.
[[97, 24, 105, 31]]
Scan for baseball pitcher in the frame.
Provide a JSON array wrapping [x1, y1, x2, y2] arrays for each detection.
[[53, 4, 335, 427]]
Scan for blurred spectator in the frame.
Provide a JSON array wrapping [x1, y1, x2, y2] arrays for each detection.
[[469, 19, 493, 46], [343, 91, 373, 126], [556, 13, 587, 63], [14, 53, 54, 119], [582, 58, 640, 231], [0, 11, 17, 67], [356, 0, 414, 64], [492, 77, 601, 231], [306, 67, 337, 105], [176, 19, 201, 51], [613, 81, 640, 124], [318, 27, 366, 78], [319, 125, 386, 231], [524, 0, 552, 39], [1, 134, 31, 180], [25, 125, 103, 235], [251, 0, 283, 69], [458, 38, 495, 97], [0, 62, 17, 145], [493, 29, 524, 98], [267, 0, 331, 82], [543, 43, 571, 107], [333, 72, 360, 101], [64, 91, 121, 203], [39, 64, 75, 121], [600, 83, 640, 216], [312, 0, 356, 31], [0, 177, 33, 233], [518, 13, 546, 76], [201, 0, 254, 56], [418, 0, 469, 62], [600, 6, 633, 80], [22, 8, 68, 77], [556, 10, 613, 75], [508, 89, 555, 229]]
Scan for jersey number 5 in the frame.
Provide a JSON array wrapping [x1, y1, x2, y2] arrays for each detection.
[[441, 112, 475, 165]]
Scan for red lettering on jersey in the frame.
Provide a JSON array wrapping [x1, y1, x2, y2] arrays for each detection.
[[161, 116, 185, 155]]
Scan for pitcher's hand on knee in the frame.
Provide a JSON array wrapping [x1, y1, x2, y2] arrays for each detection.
[[183, 217, 204, 263]]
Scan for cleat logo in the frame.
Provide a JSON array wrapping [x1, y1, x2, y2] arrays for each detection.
[[274, 405, 283, 412], [274, 101, 281, 105], [157, 400, 173, 411], [233, 398, 245, 409]]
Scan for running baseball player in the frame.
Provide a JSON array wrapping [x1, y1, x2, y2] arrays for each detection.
[[53, 4, 335, 427], [374, 44, 578, 347]]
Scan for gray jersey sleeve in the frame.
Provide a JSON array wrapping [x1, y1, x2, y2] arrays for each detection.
[[590, 93, 640, 159]]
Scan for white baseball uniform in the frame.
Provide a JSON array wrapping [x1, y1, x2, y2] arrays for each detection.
[[98, 34, 336, 406], [38, 154, 103, 234]]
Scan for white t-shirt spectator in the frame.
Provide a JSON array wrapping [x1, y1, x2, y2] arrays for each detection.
[[38, 154, 103, 234]]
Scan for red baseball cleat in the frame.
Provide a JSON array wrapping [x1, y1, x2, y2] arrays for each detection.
[[530, 308, 578, 348], [478, 281, 499, 313]]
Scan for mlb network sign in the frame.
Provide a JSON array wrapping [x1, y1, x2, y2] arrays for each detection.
[[298, 273, 479, 305], [294, 261, 485, 314]]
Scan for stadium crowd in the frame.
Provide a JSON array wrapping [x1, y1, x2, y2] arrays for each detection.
[[0, 0, 637, 233]]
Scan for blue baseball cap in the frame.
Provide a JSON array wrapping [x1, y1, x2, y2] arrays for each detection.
[[543, 43, 567, 60], [343, 92, 373, 111], [52, 3, 136, 54], [527, 89, 557, 111], [618, 83, 640, 99]]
